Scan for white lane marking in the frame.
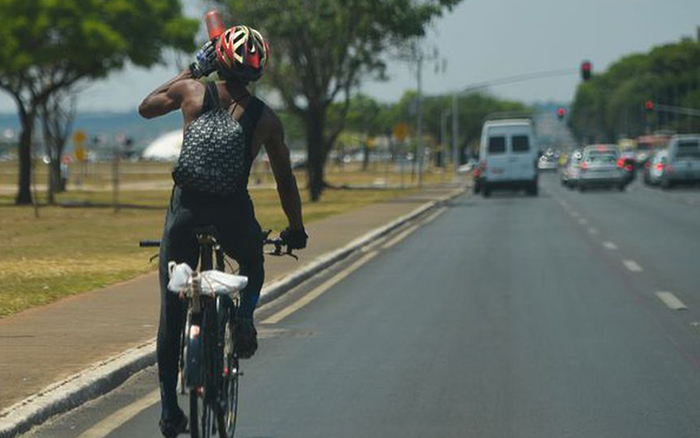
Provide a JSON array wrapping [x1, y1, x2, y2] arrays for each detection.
[[382, 207, 447, 250], [381, 224, 420, 250], [76, 390, 159, 438], [578, 218, 588, 225], [422, 206, 448, 224], [655, 292, 688, 311], [262, 251, 379, 324], [588, 227, 599, 235], [570, 211, 580, 218], [603, 241, 617, 250], [622, 260, 643, 272]]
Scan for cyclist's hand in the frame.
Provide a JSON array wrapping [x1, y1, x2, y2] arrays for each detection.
[[280, 227, 308, 250], [189, 40, 218, 78]]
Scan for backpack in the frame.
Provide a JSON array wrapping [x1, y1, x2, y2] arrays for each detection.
[[172, 82, 263, 196]]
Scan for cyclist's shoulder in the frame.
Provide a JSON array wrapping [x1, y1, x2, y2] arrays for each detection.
[[253, 99, 283, 138]]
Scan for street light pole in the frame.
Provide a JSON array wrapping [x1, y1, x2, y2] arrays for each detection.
[[452, 93, 459, 178]]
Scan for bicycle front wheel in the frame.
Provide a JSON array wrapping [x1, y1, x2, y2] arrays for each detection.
[[190, 386, 215, 438]]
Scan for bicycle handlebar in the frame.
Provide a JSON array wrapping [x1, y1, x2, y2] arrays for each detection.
[[262, 230, 298, 260], [139, 231, 298, 259]]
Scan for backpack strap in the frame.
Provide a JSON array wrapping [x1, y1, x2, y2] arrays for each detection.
[[240, 97, 264, 138], [239, 96, 265, 169], [202, 82, 221, 112]]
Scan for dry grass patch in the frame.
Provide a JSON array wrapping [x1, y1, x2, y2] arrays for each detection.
[[0, 185, 415, 317]]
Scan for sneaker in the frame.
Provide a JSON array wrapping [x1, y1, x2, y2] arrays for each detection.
[[233, 318, 258, 359], [159, 411, 188, 438]]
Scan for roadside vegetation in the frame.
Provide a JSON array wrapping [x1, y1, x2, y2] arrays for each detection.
[[0, 165, 455, 318], [569, 38, 700, 142]]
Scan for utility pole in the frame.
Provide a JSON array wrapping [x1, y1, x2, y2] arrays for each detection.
[[416, 53, 424, 188]]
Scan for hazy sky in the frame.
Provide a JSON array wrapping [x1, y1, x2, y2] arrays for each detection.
[[0, 0, 698, 113]]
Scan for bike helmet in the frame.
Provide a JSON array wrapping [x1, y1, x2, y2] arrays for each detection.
[[215, 25, 269, 83]]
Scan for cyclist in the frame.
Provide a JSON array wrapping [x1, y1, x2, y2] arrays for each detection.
[[139, 25, 307, 437]]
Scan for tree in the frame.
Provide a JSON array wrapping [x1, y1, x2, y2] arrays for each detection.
[[0, 0, 198, 204], [217, 0, 462, 201], [569, 39, 700, 142], [40, 85, 77, 204]]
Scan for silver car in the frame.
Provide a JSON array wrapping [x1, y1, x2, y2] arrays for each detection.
[[578, 145, 625, 191], [659, 135, 700, 189], [560, 150, 582, 189]]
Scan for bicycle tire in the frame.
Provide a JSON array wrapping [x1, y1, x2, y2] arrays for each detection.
[[190, 386, 215, 438], [189, 303, 217, 438], [216, 319, 239, 438]]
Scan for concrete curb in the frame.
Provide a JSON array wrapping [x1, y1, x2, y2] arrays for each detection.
[[0, 186, 465, 438]]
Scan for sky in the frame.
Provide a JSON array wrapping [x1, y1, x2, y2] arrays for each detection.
[[0, 0, 698, 113]]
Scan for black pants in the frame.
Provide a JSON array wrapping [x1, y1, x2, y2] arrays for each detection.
[[157, 186, 264, 420]]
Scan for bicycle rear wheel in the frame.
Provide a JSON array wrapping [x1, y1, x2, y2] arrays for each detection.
[[217, 319, 239, 438]]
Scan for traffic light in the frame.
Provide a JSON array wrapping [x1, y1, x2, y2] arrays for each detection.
[[580, 60, 592, 81], [556, 106, 567, 120], [645, 100, 655, 112]]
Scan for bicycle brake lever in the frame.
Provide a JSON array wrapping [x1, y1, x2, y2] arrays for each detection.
[[149, 253, 159, 263]]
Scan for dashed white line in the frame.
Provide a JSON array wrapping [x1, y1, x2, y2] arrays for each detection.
[[603, 241, 618, 250], [588, 228, 599, 235], [578, 218, 588, 225], [570, 211, 580, 218], [622, 260, 643, 272], [655, 292, 688, 311]]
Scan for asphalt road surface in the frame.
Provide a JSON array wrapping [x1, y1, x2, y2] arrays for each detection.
[[21, 174, 700, 438]]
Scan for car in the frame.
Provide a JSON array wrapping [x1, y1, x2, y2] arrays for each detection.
[[478, 118, 538, 197], [538, 154, 558, 171], [618, 151, 636, 185], [577, 144, 626, 191], [645, 149, 668, 186], [560, 150, 582, 189], [658, 135, 700, 189]]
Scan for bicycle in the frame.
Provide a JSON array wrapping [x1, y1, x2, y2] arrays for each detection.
[[140, 227, 296, 438]]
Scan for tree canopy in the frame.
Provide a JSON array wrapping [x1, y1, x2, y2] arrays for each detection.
[[0, 0, 198, 204], [216, 0, 463, 200], [569, 39, 700, 143]]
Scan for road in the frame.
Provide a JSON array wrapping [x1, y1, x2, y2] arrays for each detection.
[[21, 174, 700, 438]]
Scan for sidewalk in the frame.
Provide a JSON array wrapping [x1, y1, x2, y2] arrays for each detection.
[[0, 185, 463, 414]]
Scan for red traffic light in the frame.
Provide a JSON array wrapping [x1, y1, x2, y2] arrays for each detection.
[[581, 60, 592, 81], [645, 100, 655, 111], [556, 107, 567, 119]]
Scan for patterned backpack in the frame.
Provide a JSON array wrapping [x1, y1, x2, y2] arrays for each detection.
[[173, 82, 263, 196]]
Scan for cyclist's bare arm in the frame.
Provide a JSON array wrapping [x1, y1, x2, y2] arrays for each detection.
[[138, 70, 204, 128], [261, 109, 304, 231]]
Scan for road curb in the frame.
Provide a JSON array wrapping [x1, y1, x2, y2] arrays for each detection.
[[0, 186, 465, 438]]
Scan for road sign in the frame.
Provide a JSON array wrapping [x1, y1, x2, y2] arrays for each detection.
[[73, 130, 86, 146], [393, 123, 410, 142], [75, 146, 86, 162]]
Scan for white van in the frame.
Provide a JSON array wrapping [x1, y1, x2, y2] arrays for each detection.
[[478, 119, 538, 197]]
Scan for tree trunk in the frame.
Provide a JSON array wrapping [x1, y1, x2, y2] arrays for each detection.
[[362, 141, 369, 171], [16, 112, 34, 205], [305, 104, 327, 202], [48, 157, 61, 204]]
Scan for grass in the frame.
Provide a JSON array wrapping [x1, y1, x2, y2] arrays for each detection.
[[0, 182, 420, 318]]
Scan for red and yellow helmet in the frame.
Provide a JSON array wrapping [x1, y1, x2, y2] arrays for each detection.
[[215, 25, 269, 83]]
